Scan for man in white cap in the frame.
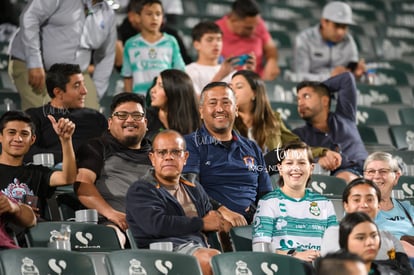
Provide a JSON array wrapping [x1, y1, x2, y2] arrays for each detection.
[[293, 1, 366, 81]]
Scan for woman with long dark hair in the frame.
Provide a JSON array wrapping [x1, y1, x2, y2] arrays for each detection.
[[230, 70, 341, 173], [339, 212, 398, 274], [146, 69, 200, 141]]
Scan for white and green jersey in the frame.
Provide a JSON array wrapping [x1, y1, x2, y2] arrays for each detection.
[[253, 189, 338, 252], [121, 33, 185, 94]]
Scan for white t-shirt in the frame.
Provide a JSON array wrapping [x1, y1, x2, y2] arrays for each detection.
[[185, 62, 233, 96]]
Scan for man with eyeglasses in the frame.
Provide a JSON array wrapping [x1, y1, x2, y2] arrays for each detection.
[[127, 129, 223, 275], [75, 92, 152, 247], [25, 63, 107, 165], [364, 152, 414, 258]]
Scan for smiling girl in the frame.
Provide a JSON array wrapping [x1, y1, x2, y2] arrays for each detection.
[[252, 141, 337, 262]]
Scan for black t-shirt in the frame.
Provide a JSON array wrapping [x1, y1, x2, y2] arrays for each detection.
[[0, 163, 54, 217], [76, 132, 152, 213]]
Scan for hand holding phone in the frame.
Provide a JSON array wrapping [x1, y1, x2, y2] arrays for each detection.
[[228, 54, 251, 66], [23, 194, 39, 208], [235, 54, 250, 66], [23, 195, 40, 217]]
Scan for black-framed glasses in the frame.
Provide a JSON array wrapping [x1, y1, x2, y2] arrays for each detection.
[[364, 168, 394, 177], [111, 111, 145, 121], [152, 149, 185, 158]]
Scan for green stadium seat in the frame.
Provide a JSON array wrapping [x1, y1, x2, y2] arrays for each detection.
[[308, 175, 347, 199], [0, 90, 21, 111], [373, 37, 414, 61], [399, 108, 414, 125], [270, 102, 304, 127], [203, 1, 232, 17], [376, 68, 410, 86], [356, 106, 389, 126], [212, 252, 308, 275], [270, 30, 292, 49], [229, 225, 253, 251], [389, 125, 414, 150], [391, 2, 414, 13], [357, 124, 395, 153], [263, 4, 315, 22], [387, 13, 414, 28], [395, 175, 414, 201], [0, 248, 96, 275], [126, 228, 139, 249], [357, 83, 403, 105], [25, 221, 122, 252], [105, 249, 202, 275], [264, 18, 299, 32]]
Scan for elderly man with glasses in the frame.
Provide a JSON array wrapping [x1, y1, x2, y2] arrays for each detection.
[[75, 92, 152, 247], [126, 129, 223, 275]]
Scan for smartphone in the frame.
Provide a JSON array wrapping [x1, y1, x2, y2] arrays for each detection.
[[23, 194, 39, 207], [235, 54, 250, 66]]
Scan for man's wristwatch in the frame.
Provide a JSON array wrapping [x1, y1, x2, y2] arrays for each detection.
[[287, 249, 296, 256]]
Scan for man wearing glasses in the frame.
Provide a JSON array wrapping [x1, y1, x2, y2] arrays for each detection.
[[75, 92, 151, 247], [126, 129, 223, 275]]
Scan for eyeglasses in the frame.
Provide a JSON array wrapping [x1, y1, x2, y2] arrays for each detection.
[[364, 168, 395, 177], [111, 111, 145, 121], [152, 149, 185, 158]]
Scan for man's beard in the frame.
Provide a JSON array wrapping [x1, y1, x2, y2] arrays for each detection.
[[120, 135, 141, 148]]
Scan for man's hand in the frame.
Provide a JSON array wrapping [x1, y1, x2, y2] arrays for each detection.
[[353, 59, 366, 80], [293, 249, 320, 263], [318, 150, 342, 171], [48, 115, 75, 141], [0, 195, 36, 227], [28, 67, 46, 93], [0, 195, 20, 215], [213, 56, 238, 82], [202, 210, 224, 232], [242, 52, 257, 71], [400, 240, 414, 258], [218, 206, 247, 227], [106, 209, 128, 231]]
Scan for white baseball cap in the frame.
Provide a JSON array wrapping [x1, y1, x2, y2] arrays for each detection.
[[322, 1, 355, 25]]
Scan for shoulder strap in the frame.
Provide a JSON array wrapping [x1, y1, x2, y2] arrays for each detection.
[[396, 199, 414, 227]]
